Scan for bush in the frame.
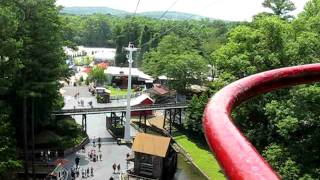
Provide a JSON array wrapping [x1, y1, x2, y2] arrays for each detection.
[[36, 117, 87, 150]]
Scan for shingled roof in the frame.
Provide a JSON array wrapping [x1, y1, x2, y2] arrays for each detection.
[[132, 133, 171, 158]]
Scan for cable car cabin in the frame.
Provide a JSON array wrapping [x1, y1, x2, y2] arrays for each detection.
[[132, 133, 177, 180]]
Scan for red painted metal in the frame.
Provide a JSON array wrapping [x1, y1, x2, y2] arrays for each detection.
[[203, 64, 320, 180]]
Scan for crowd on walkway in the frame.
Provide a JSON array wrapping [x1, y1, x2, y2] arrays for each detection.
[[69, 136, 125, 180]]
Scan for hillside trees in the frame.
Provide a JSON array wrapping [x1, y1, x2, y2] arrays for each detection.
[[60, 15, 115, 47]]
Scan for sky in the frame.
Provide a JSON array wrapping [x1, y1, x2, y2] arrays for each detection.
[[56, 0, 309, 21]]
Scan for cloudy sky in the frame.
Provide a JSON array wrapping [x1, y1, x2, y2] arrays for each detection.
[[56, 0, 309, 21]]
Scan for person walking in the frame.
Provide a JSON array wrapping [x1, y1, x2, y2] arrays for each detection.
[[93, 137, 96, 147], [117, 164, 121, 173], [112, 163, 116, 174], [99, 153, 102, 161], [98, 143, 101, 152], [91, 166, 94, 176], [81, 99, 84, 107], [81, 168, 85, 178], [71, 169, 75, 180], [75, 156, 80, 168]]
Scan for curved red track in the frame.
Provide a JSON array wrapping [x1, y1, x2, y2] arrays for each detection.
[[203, 64, 320, 180]]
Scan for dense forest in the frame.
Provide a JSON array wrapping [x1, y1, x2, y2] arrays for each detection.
[[2, 0, 320, 179]]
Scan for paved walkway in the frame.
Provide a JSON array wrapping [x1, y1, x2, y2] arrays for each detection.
[[62, 84, 137, 180], [62, 85, 127, 110]]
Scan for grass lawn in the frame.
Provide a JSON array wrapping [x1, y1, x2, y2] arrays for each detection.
[[173, 132, 225, 180], [106, 86, 133, 96]]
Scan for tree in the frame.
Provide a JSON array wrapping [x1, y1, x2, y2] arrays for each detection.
[[0, 107, 21, 177], [262, 0, 296, 18], [114, 19, 142, 66], [0, 2, 23, 176], [142, 34, 209, 93], [88, 67, 107, 86], [3, 0, 69, 148], [184, 93, 209, 134], [82, 15, 113, 47]]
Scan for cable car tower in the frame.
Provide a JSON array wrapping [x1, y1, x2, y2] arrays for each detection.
[[124, 42, 139, 141]]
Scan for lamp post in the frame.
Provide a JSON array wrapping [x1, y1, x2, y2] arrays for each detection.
[[123, 43, 139, 142]]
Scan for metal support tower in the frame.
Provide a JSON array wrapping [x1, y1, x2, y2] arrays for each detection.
[[123, 42, 139, 141]]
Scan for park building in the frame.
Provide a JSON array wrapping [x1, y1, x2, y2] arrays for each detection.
[[130, 133, 177, 180], [104, 66, 154, 89]]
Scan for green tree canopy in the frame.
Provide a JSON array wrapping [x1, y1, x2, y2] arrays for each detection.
[[88, 66, 107, 85], [142, 34, 209, 93], [262, 0, 296, 18]]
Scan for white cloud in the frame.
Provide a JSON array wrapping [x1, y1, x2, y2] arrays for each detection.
[[56, 0, 309, 21]]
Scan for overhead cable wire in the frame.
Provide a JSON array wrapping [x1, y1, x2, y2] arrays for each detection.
[[158, 0, 180, 19], [122, 0, 141, 50], [133, 0, 141, 15], [139, 0, 219, 49], [131, 0, 180, 46]]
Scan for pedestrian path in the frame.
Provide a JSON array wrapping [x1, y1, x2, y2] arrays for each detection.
[[61, 84, 137, 180], [65, 114, 133, 180]]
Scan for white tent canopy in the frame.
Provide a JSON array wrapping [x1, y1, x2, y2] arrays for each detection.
[[105, 66, 154, 81]]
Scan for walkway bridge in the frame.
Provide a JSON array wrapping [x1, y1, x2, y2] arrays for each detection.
[[52, 103, 187, 134], [52, 103, 187, 116]]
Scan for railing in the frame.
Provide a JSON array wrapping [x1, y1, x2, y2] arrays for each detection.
[[203, 64, 320, 180], [52, 103, 187, 115], [110, 92, 140, 100]]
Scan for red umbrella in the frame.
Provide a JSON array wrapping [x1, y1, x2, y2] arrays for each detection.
[[53, 159, 69, 167]]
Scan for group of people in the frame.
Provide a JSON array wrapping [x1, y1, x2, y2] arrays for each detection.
[[112, 163, 121, 174], [88, 149, 102, 162], [73, 92, 93, 108], [80, 137, 103, 162], [70, 166, 94, 179], [71, 136, 103, 179]]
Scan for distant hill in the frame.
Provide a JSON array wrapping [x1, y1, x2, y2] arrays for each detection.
[[61, 7, 208, 20], [138, 11, 205, 20], [60, 7, 129, 16]]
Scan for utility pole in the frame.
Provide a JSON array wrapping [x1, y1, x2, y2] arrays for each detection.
[[124, 42, 139, 142]]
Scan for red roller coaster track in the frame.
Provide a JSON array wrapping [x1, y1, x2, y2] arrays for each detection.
[[203, 64, 320, 180]]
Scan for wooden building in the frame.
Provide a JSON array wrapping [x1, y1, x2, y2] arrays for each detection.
[[131, 94, 154, 116], [132, 133, 177, 180]]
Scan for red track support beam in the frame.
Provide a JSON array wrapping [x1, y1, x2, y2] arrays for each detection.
[[203, 64, 320, 180]]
